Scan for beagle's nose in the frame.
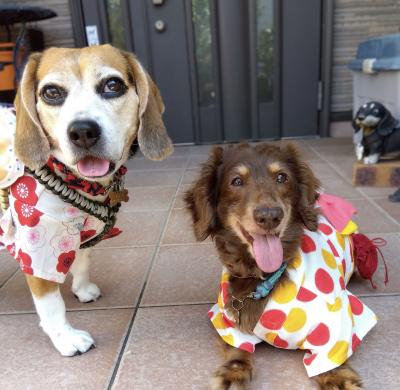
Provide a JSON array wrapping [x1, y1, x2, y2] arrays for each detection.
[[253, 206, 284, 230], [67, 120, 101, 148]]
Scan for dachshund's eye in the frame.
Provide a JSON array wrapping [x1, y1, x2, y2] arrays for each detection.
[[374, 109, 379, 114], [231, 177, 243, 187], [100, 77, 127, 98], [41, 85, 66, 105], [276, 172, 288, 184]]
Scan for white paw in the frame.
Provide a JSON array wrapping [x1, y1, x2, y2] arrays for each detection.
[[355, 144, 364, 161], [73, 282, 101, 303], [45, 324, 95, 356], [363, 153, 380, 164]]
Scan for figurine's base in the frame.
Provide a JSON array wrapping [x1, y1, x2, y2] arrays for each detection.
[[353, 160, 400, 187]]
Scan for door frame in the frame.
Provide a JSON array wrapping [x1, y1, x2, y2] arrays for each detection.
[[69, 0, 334, 139]]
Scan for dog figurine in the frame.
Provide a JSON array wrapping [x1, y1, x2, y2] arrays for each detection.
[[185, 142, 377, 390], [0, 45, 173, 356], [353, 101, 400, 164]]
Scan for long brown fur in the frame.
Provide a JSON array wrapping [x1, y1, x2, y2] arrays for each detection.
[[184, 142, 362, 390]]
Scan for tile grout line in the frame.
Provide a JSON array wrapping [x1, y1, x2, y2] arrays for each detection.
[[0, 268, 19, 290], [105, 162, 188, 390], [308, 144, 400, 228]]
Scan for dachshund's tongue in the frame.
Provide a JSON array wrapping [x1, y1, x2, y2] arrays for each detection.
[[251, 233, 283, 273], [77, 156, 110, 177]]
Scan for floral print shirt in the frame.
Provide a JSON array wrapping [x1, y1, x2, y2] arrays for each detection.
[[0, 105, 121, 283]]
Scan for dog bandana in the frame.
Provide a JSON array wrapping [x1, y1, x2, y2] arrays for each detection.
[[209, 214, 377, 377], [0, 105, 122, 283]]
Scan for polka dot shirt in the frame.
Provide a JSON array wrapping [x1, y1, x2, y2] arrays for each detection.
[[209, 215, 377, 377]]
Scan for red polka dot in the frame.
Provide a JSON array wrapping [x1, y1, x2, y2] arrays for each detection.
[[239, 342, 255, 353], [273, 335, 289, 349], [349, 295, 364, 315], [306, 323, 330, 346], [342, 259, 347, 276], [327, 240, 339, 257], [352, 334, 361, 352], [304, 353, 317, 366], [221, 283, 228, 305], [301, 235, 316, 253], [259, 309, 287, 330], [297, 287, 317, 302], [339, 276, 346, 290], [222, 313, 235, 328], [207, 311, 213, 319], [319, 223, 333, 235], [315, 269, 334, 294]]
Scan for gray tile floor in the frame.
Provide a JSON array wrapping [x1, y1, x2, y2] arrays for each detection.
[[0, 138, 399, 389]]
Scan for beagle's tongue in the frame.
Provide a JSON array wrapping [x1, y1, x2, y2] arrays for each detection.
[[251, 233, 283, 273], [77, 156, 110, 177]]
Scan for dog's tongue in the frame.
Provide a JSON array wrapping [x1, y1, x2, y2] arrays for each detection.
[[77, 156, 110, 177], [251, 233, 283, 273]]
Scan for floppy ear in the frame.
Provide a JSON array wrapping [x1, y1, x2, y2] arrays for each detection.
[[123, 52, 173, 160], [282, 143, 320, 231], [376, 109, 397, 136], [14, 52, 51, 169], [184, 146, 224, 241]]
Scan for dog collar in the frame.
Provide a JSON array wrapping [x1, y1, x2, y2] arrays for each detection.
[[231, 262, 287, 324], [25, 159, 128, 249], [47, 156, 127, 197]]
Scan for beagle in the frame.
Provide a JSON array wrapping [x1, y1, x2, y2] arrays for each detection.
[[0, 45, 173, 356]]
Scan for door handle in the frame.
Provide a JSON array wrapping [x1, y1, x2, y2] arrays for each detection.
[[154, 20, 166, 32], [152, 0, 164, 5]]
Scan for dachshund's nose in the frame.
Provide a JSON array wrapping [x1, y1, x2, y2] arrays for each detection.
[[253, 207, 284, 230], [357, 113, 366, 120], [68, 120, 101, 148]]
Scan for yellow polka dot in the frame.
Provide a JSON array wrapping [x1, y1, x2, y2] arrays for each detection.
[[322, 249, 337, 269], [328, 341, 349, 365], [222, 333, 234, 346], [283, 308, 307, 332], [288, 251, 302, 269], [336, 232, 345, 250], [271, 280, 297, 304], [265, 332, 277, 344], [212, 312, 227, 329], [338, 263, 344, 278], [217, 294, 223, 309], [341, 220, 358, 235], [348, 303, 354, 326], [221, 272, 229, 282], [327, 297, 342, 312], [296, 337, 306, 349]]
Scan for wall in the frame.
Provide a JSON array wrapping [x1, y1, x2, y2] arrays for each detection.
[[331, 0, 400, 114], [1, 0, 74, 48]]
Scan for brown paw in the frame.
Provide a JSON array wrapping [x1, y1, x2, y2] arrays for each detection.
[[315, 365, 363, 390], [210, 359, 253, 390]]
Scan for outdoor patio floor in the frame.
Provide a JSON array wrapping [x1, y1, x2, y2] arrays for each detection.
[[0, 137, 399, 389]]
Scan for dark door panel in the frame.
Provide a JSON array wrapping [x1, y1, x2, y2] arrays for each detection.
[[78, 0, 322, 143], [281, 0, 321, 137]]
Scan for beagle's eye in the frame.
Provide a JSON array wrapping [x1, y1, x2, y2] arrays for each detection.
[[40, 85, 66, 105], [100, 77, 126, 99], [231, 177, 243, 187], [276, 172, 288, 184]]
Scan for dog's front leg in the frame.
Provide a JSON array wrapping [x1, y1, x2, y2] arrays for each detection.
[[210, 339, 254, 390], [70, 249, 101, 303], [26, 275, 95, 356]]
